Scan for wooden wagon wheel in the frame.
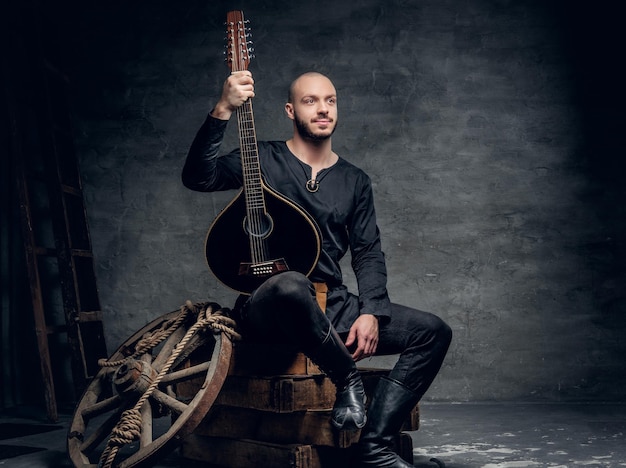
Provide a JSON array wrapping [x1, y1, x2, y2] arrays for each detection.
[[67, 301, 237, 468]]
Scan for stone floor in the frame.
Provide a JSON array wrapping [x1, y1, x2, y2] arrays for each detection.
[[413, 402, 626, 468], [1, 402, 626, 467]]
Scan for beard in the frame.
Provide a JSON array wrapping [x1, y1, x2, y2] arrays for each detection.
[[294, 114, 338, 142]]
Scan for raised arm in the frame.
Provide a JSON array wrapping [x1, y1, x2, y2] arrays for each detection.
[[182, 71, 255, 191]]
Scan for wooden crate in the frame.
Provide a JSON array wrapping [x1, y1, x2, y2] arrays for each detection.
[[215, 374, 335, 412], [178, 346, 419, 467]]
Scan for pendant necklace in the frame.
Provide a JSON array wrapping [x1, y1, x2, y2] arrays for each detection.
[[303, 165, 321, 193], [306, 178, 320, 193], [290, 141, 333, 194]]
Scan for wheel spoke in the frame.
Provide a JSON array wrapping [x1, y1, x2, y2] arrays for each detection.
[[79, 410, 123, 455], [151, 388, 188, 415], [151, 326, 187, 371], [159, 361, 211, 385], [169, 333, 211, 371], [139, 401, 153, 448], [81, 394, 123, 421]]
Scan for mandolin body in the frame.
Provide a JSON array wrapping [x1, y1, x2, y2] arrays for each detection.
[[205, 182, 321, 295]]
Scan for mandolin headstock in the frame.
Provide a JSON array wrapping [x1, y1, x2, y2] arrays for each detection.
[[226, 10, 253, 72]]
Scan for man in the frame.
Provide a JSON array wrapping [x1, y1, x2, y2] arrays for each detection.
[[182, 71, 452, 467]]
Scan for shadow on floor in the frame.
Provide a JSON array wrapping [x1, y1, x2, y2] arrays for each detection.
[[1, 402, 626, 467]]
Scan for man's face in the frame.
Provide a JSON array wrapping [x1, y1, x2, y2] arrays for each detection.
[[286, 74, 338, 141]]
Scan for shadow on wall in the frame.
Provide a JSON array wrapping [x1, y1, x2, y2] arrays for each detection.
[[560, 5, 626, 327]]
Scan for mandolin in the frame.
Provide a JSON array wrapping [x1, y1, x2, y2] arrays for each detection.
[[205, 10, 322, 295]]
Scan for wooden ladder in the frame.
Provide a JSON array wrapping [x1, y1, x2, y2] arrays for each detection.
[[12, 58, 108, 422]]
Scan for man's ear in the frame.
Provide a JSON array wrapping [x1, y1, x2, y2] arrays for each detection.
[[284, 102, 295, 120]]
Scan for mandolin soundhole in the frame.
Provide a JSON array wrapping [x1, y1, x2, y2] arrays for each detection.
[[243, 213, 274, 239]]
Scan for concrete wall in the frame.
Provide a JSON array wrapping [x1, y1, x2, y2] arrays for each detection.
[[68, 0, 626, 402]]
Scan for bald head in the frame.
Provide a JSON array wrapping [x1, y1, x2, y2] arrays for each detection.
[[287, 72, 336, 103]]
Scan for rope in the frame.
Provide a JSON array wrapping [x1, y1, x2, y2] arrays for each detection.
[[98, 301, 240, 468], [97, 303, 191, 369]]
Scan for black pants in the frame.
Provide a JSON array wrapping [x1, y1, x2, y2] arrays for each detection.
[[235, 271, 452, 399]]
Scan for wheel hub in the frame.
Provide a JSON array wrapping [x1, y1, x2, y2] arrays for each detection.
[[113, 358, 157, 396]]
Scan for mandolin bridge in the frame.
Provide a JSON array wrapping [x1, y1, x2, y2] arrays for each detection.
[[239, 259, 289, 278]]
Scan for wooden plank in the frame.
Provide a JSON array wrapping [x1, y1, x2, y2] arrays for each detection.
[[195, 406, 358, 448], [229, 343, 322, 376], [193, 403, 419, 447], [181, 432, 414, 467], [216, 374, 335, 412], [182, 435, 320, 468]]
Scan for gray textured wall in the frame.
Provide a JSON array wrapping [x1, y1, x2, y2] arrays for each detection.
[[70, 0, 626, 402]]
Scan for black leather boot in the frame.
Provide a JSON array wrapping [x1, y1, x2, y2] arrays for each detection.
[[357, 376, 419, 467], [308, 326, 367, 431]]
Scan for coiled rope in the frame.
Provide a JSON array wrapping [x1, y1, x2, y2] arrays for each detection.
[[97, 300, 241, 468]]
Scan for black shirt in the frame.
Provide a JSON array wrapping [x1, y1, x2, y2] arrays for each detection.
[[183, 114, 392, 333]]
